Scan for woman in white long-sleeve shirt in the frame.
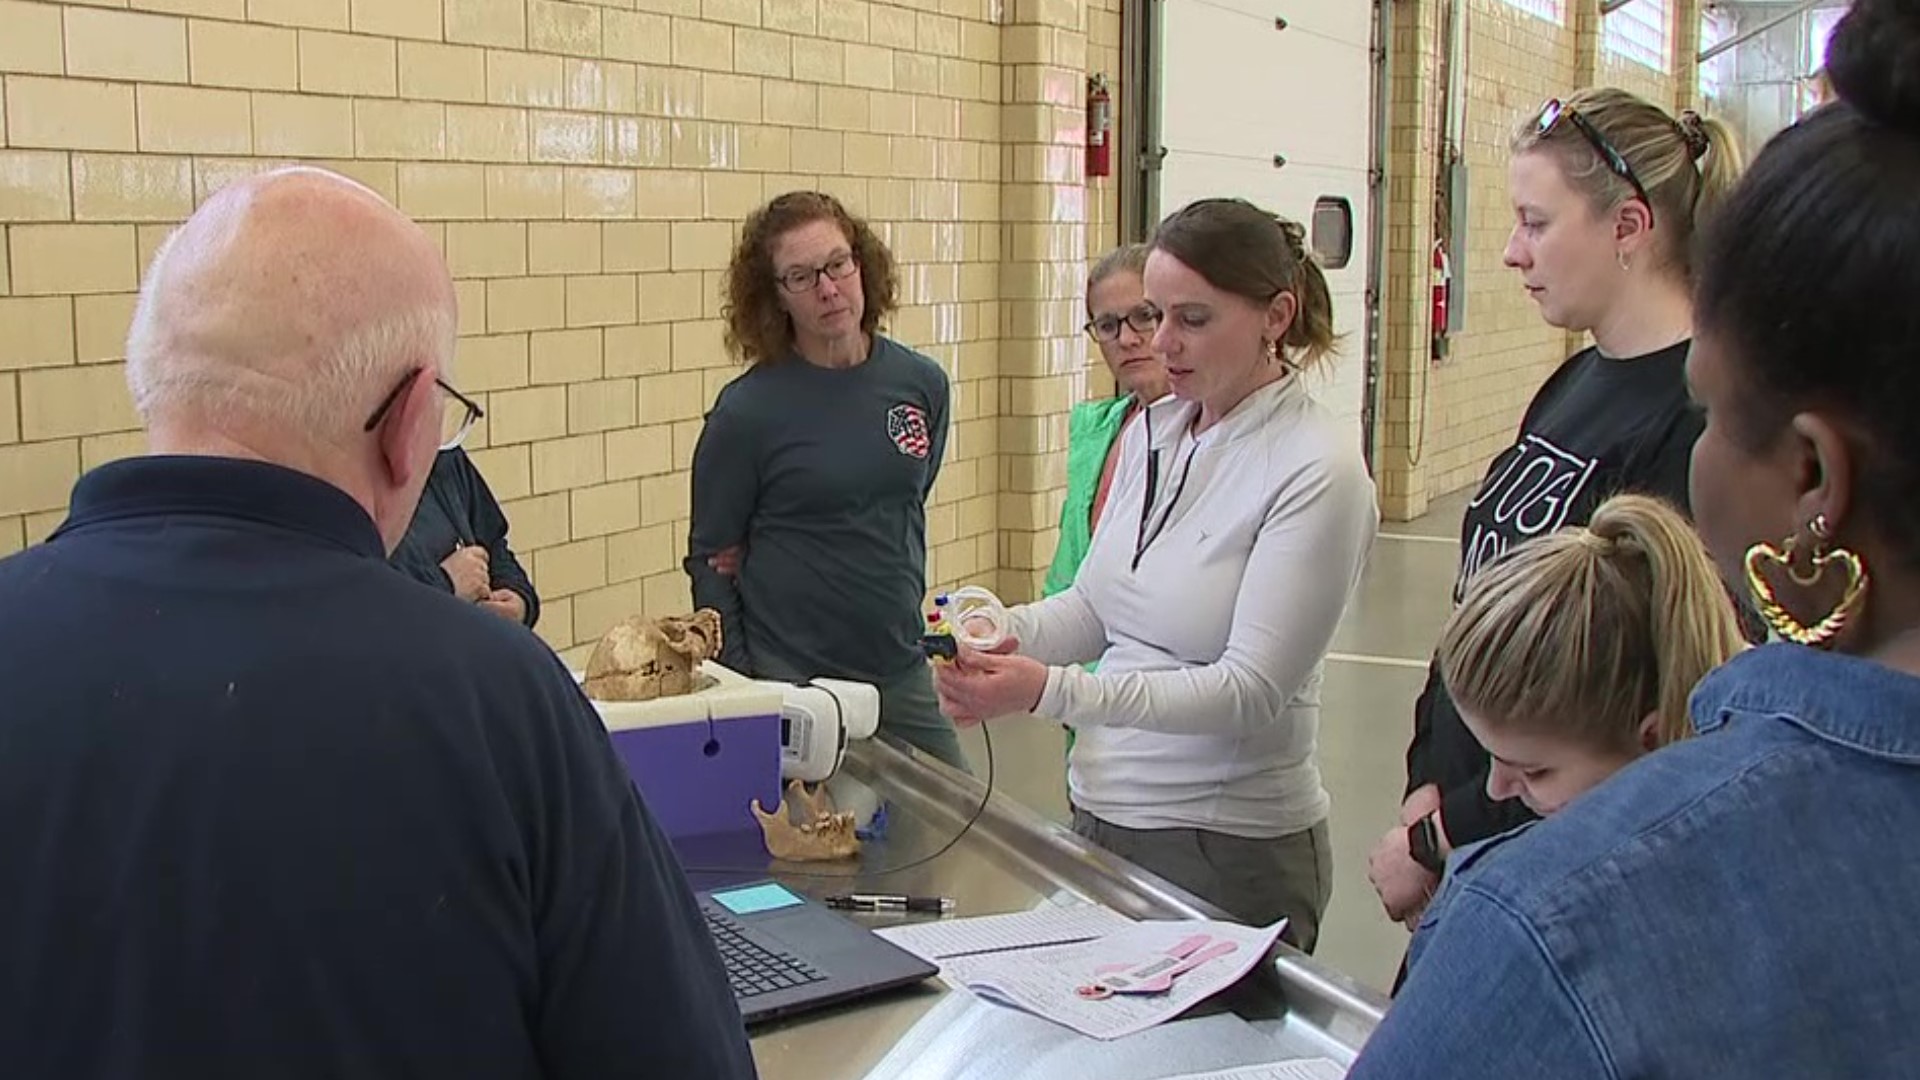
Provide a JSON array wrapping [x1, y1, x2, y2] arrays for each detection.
[[934, 198, 1379, 951]]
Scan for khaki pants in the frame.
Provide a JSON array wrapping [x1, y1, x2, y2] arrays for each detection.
[[1072, 811, 1333, 954]]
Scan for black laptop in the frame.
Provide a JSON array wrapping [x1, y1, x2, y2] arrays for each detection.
[[698, 881, 939, 1025]]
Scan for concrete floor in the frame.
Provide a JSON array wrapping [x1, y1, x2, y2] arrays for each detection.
[[955, 489, 1470, 994]]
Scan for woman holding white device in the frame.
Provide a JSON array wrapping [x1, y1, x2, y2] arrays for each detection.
[[933, 198, 1379, 951]]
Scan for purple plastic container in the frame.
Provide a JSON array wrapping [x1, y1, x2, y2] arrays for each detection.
[[586, 667, 785, 842], [608, 713, 783, 839]]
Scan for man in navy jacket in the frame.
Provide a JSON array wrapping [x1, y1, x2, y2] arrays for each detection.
[[392, 446, 541, 629], [0, 167, 755, 1079]]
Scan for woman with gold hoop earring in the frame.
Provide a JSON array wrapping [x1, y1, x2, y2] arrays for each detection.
[[1351, 0, 1920, 1073], [1741, 511, 1870, 648]]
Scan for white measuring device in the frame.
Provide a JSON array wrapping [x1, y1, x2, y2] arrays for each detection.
[[775, 677, 880, 783]]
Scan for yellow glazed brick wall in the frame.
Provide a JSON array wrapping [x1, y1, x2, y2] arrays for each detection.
[[1375, 0, 1446, 517], [993, 0, 1119, 599], [1374, 0, 1683, 519], [1670, 0, 1701, 113], [0, 0, 1123, 666], [989, 0, 1104, 602], [1422, 0, 1580, 506]]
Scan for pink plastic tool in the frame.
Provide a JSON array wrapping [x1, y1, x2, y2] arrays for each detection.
[[1074, 933, 1240, 1000]]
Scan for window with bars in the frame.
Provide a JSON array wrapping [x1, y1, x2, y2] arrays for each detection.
[[1807, 6, 1844, 72], [1493, 0, 1564, 25], [1699, 5, 1735, 103], [1801, 6, 1847, 114], [1604, 0, 1671, 72]]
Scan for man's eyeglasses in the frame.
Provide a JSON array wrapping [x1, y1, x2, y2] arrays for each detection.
[[1535, 98, 1655, 229], [363, 368, 486, 451], [777, 252, 859, 294], [1084, 305, 1161, 343]]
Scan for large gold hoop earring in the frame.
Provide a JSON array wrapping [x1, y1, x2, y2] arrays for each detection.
[[1743, 515, 1869, 648]]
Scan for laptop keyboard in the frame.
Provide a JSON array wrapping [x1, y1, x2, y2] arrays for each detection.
[[703, 907, 828, 1001]]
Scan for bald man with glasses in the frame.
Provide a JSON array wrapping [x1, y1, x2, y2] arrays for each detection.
[[0, 166, 753, 1079]]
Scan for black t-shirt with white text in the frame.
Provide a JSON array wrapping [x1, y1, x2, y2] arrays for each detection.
[[1408, 340, 1703, 845], [1452, 341, 1699, 601]]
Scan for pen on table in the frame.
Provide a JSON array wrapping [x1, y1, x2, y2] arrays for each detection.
[[825, 894, 954, 914]]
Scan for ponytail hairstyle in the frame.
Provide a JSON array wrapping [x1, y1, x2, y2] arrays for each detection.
[[1438, 495, 1747, 752], [1512, 87, 1745, 281], [1148, 197, 1340, 369]]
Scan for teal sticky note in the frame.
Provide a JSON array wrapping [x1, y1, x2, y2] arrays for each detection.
[[713, 882, 806, 916]]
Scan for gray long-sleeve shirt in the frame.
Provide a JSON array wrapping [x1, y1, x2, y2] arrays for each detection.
[[685, 336, 949, 683]]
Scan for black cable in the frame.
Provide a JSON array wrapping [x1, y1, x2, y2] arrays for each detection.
[[682, 718, 996, 880]]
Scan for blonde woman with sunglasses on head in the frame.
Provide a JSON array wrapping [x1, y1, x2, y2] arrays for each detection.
[[1375, 89, 1746, 932]]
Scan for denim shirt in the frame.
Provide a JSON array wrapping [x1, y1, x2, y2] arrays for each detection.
[[1401, 825, 1533, 974], [1350, 644, 1920, 1079]]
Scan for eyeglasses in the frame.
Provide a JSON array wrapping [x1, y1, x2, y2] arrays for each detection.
[[363, 368, 486, 451], [1084, 305, 1161, 343], [776, 252, 860, 294], [1534, 98, 1655, 230]]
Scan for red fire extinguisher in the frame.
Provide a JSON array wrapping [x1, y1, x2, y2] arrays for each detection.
[[1430, 238, 1452, 361], [1086, 74, 1113, 178]]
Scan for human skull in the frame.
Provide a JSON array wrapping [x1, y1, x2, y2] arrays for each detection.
[[582, 609, 723, 702]]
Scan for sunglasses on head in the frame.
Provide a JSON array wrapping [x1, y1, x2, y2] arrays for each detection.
[[1535, 98, 1655, 230]]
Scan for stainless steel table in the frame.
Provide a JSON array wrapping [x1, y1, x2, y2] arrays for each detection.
[[679, 736, 1388, 1080]]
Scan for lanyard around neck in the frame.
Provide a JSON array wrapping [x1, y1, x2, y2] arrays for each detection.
[[1132, 406, 1199, 572]]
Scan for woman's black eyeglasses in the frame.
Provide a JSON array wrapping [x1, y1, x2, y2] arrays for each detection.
[[1535, 98, 1655, 229], [1084, 305, 1161, 343], [363, 367, 486, 451], [777, 252, 859, 294]]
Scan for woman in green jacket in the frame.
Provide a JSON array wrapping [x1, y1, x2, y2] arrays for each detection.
[[1042, 246, 1174, 762], [1044, 244, 1173, 598]]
